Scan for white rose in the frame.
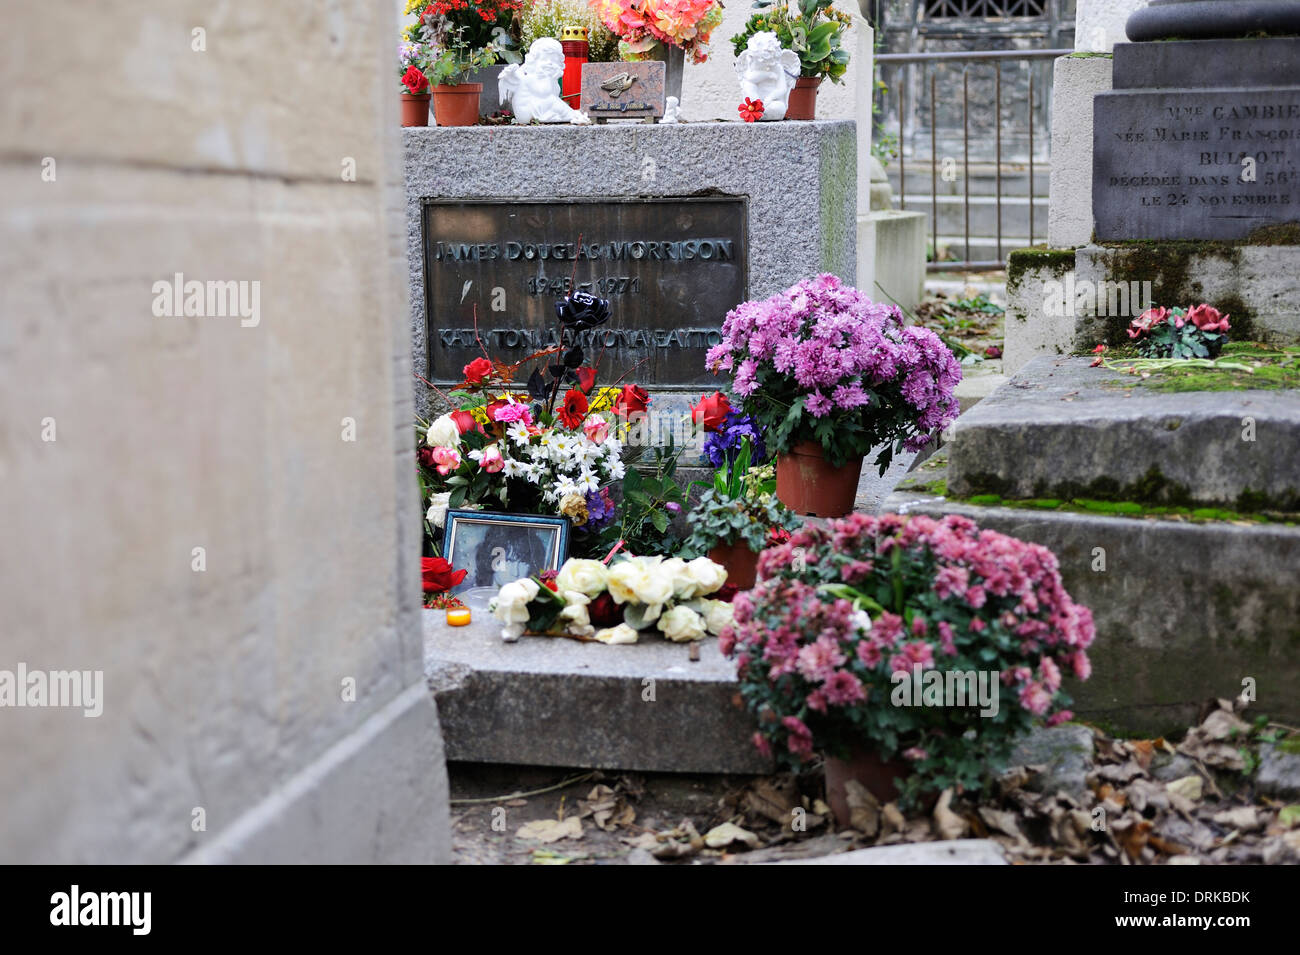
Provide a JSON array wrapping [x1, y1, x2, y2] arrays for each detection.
[[593, 623, 639, 645], [657, 605, 707, 643], [605, 561, 670, 605], [555, 559, 609, 597], [492, 578, 540, 626], [703, 599, 735, 635], [686, 557, 729, 597], [426, 414, 462, 449], [558, 591, 595, 638], [500, 622, 525, 643], [660, 557, 697, 599], [426, 491, 452, 529]]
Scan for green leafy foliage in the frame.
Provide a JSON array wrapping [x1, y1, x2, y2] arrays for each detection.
[[731, 0, 852, 82]]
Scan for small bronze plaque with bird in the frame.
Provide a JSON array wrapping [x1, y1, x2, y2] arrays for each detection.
[[580, 61, 666, 123]]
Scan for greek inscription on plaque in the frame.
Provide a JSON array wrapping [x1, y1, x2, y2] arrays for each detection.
[[423, 198, 748, 388], [1093, 89, 1300, 240]]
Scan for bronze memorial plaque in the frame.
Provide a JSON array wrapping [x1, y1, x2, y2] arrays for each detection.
[[423, 198, 747, 389]]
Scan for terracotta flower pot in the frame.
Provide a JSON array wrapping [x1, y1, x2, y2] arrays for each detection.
[[431, 82, 483, 127], [775, 441, 863, 518], [823, 747, 914, 828], [401, 92, 431, 127], [785, 77, 821, 121], [707, 540, 760, 591]]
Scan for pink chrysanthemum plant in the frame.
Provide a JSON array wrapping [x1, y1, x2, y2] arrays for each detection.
[[719, 512, 1096, 807], [706, 274, 962, 475]]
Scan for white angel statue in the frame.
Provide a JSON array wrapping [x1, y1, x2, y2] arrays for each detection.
[[734, 31, 801, 121], [498, 38, 591, 125]]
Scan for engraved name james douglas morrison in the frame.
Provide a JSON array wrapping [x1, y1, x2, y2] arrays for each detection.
[[429, 238, 737, 262]]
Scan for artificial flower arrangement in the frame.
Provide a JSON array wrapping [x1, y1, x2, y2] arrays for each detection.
[[591, 0, 725, 64], [707, 273, 961, 475], [731, 0, 852, 84], [522, 0, 621, 61], [489, 554, 735, 643], [720, 512, 1096, 807], [1126, 303, 1230, 360], [404, 0, 524, 86]]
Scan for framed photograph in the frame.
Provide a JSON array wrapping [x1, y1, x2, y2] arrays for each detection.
[[442, 510, 570, 593]]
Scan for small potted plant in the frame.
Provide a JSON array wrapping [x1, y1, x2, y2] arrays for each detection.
[[731, 0, 851, 120], [406, 0, 523, 126], [683, 395, 798, 589], [720, 512, 1096, 823], [706, 274, 961, 518], [398, 39, 433, 126], [591, 0, 725, 102]]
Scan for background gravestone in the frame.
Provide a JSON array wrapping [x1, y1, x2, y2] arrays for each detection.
[[1093, 1, 1300, 240]]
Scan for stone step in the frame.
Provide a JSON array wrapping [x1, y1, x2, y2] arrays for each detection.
[[947, 356, 1300, 510], [898, 193, 1050, 239], [885, 452, 1300, 736], [424, 611, 772, 775]]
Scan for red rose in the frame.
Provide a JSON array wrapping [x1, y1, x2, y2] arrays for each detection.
[[612, 384, 649, 417], [402, 65, 429, 95], [484, 399, 509, 422], [463, 357, 493, 385], [574, 366, 598, 394], [449, 409, 481, 434], [588, 591, 623, 627], [691, 391, 731, 431], [714, 583, 739, 604], [422, 556, 467, 594], [417, 447, 438, 468], [556, 388, 589, 429]]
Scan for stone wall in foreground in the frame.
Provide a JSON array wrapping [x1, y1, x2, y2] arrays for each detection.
[[0, 1, 449, 863]]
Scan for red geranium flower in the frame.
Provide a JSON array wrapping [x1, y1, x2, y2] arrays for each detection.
[[463, 357, 493, 385], [691, 391, 731, 431], [574, 366, 598, 394], [1089, 343, 1106, 367], [402, 65, 429, 95], [612, 384, 650, 417], [738, 98, 765, 123], [422, 556, 467, 594], [556, 388, 589, 429]]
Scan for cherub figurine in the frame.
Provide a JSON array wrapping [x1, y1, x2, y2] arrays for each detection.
[[734, 31, 801, 121], [661, 96, 681, 124], [499, 38, 591, 125]]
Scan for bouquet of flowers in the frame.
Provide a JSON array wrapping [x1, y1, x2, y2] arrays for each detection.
[[489, 554, 735, 643], [1126, 304, 1230, 360], [404, 0, 523, 86], [590, 0, 725, 64], [720, 513, 1095, 806], [706, 273, 961, 474]]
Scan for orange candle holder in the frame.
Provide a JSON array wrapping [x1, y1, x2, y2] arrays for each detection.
[[446, 607, 472, 627]]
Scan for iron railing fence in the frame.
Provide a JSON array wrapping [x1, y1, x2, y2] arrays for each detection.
[[876, 48, 1072, 271]]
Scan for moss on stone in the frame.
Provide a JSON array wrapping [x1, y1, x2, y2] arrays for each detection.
[[944, 485, 1299, 524], [1117, 344, 1300, 393], [1067, 51, 1112, 58], [1277, 736, 1300, 755], [1246, 222, 1300, 245], [897, 477, 948, 496], [1006, 246, 1075, 296]]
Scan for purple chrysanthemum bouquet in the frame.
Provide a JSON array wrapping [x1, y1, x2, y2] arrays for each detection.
[[706, 274, 962, 473]]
